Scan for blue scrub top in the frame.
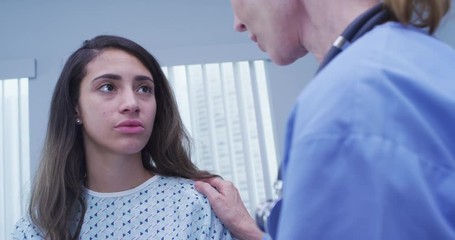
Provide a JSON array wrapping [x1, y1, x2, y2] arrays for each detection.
[[270, 22, 455, 239]]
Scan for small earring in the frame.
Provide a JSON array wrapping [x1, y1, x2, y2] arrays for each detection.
[[76, 118, 82, 125]]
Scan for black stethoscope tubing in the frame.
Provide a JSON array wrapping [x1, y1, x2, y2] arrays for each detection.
[[316, 3, 391, 74]]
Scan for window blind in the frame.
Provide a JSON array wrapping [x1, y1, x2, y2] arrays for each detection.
[[162, 60, 278, 214], [0, 78, 30, 239]]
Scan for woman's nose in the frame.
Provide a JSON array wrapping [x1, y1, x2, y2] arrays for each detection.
[[120, 91, 140, 113]]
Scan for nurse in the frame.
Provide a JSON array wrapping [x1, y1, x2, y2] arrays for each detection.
[[195, 0, 455, 239]]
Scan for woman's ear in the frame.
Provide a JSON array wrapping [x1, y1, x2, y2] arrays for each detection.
[[74, 105, 80, 118], [75, 105, 82, 124]]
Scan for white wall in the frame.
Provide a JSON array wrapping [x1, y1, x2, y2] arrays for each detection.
[[1, 0, 454, 176]]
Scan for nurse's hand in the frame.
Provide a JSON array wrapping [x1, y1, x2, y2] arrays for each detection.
[[195, 177, 264, 240]]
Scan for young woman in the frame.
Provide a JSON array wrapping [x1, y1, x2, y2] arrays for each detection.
[[196, 0, 455, 239], [13, 35, 232, 240]]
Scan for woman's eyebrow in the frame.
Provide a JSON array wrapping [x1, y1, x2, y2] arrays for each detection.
[[91, 74, 154, 83], [92, 73, 121, 82], [134, 75, 154, 83]]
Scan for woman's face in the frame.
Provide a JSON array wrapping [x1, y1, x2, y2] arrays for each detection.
[[76, 48, 156, 157]]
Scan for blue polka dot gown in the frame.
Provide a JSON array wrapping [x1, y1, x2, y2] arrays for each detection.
[[12, 176, 234, 239]]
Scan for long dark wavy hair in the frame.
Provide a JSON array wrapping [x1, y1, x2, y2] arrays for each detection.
[[28, 35, 216, 239]]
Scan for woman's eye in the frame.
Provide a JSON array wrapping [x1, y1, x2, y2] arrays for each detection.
[[99, 84, 115, 92], [138, 85, 154, 94]]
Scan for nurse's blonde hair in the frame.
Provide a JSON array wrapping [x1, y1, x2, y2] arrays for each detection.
[[383, 0, 451, 34]]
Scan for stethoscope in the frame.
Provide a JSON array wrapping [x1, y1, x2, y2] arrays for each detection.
[[317, 3, 392, 73], [257, 2, 392, 237]]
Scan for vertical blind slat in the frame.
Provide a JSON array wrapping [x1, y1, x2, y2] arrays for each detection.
[[248, 62, 273, 199], [233, 62, 258, 212]]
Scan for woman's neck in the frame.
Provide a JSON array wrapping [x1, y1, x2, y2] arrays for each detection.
[[85, 152, 153, 193]]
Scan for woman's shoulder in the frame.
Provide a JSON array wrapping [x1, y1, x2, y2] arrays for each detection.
[[11, 216, 43, 239], [155, 175, 194, 188], [154, 176, 210, 205], [153, 176, 233, 239]]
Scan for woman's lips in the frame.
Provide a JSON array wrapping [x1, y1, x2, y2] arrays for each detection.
[[114, 119, 145, 134]]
